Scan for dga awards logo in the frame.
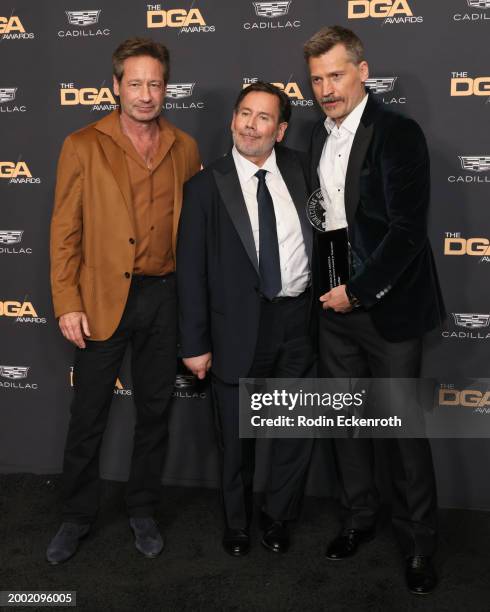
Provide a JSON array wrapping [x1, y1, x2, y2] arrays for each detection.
[[0, 14, 35, 39], [0, 300, 46, 324], [58, 9, 111, 37], [347, 0, 423, 23], [146, 5, 215, 33], [0, 160, 41, 184], [444, 233, 490, 263], [365, 77, 406, 105], [439, 383, 490, 413], [450, 72, 490, 99], [453, 0, 490, 22], [0, 88, 27, 113], [442, 314, 490, 340], [243, 77, 313, 107], [59, 83, 118, 112], [448, 155, 490, 183], [244, 1, 301, 30], [0, 231, 32, 255], [0, 365, 38, 390], [69, 366, 132, 396], [164, 83, 205, 110]]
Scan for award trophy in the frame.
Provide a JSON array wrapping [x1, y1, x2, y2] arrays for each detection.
[[306, 188, 351, 296]]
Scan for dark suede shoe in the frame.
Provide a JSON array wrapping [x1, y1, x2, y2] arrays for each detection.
[[406, 555, 437, 595], [129, 517, 164, 558], [222, 528, 250, 557], [46, 522, 90, 565], [261, 514, 290, 553], [325, 528, 375, 560]]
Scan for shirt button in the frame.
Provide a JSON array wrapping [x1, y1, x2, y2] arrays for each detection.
[[129, 238, 135, 244], [124, 272, 131, 279]]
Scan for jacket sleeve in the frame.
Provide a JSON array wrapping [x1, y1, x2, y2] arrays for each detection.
[[347, 118, 430, 308], [176, 172, 212, 358], [50, 136, 84, 318]]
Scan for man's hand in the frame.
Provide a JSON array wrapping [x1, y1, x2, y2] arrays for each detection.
[[319, 284, 353, 314], [59, 311, 91, 349], [183, 353, 212, 380]]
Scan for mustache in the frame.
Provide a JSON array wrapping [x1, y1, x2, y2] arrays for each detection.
[[321, 96, 343, 104]]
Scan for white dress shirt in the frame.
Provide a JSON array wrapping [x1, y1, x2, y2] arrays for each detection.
[[232, 146, 310, 297], [317, 94, 369, 231]]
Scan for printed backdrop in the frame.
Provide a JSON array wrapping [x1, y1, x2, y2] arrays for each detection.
[[1, 0, 489, 509]]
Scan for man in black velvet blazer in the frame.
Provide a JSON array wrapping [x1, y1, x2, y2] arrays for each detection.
[[304, 26, 445, 594], [177, 82, 314, 556]]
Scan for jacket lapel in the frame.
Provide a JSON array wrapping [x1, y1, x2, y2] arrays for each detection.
[[213, 154, 259, 275], [344, 95, 377, 227], [276, 147, 312, 265], [95, 112, 135, 229]]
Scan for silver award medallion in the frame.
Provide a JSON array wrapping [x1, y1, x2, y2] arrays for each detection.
[[306, 188, 330, 233]]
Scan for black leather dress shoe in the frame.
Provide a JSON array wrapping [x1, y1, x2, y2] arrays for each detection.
[[222, 528, 250, 557], [325, 528, 375, 560], [261, 519, 290, 553], [46, 522, 90, 565], [406, 556, 437, 595]]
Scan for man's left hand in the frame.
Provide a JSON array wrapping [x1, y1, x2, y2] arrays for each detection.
[[319, 284, 353, 313]]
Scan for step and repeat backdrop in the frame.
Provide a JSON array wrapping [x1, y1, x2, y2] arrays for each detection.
[[1, 0, 489, 509]]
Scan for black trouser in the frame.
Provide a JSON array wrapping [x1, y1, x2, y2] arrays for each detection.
[[319, 309, 437, 557], [61, 274, 177, 524], [212, 292, 315, 530]]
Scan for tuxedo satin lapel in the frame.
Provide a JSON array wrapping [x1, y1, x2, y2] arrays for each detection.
[[276, 149, 312, 265], [97, 133, 135, 229], [344, 121, 373, 227], [213, 156, 259, 275]]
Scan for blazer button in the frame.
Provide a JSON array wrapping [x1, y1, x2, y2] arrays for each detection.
[[129, 238, 135, 244], [124, 272, 131, 279]]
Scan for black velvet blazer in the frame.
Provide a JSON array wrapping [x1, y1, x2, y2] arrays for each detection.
[[309, 94, 445, 342]]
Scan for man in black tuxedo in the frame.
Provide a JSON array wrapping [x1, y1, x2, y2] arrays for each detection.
[[177, 82, 314, 556], [304, 26, 445, 594]]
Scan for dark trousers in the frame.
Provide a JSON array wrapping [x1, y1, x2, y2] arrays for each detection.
[[62, 274, 177, 524], [212, 292, 315, 530], [319, 309, 438, 556]]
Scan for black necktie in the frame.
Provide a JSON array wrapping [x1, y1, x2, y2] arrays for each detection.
[[255, 169, 281, 300]]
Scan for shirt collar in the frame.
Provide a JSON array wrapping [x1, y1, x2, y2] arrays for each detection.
[[232, 145, 278, 182], [324, 93, 369, 137]]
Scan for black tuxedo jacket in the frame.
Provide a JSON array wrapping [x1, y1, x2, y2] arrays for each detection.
[[177, 146, 312, 384], [309, 94, 445, 342]]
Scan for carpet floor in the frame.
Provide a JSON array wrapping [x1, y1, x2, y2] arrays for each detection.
[[0, 475, 489, 612]]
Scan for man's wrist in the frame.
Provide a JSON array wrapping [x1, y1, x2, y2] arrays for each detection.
[[345, 285, 360, 308]]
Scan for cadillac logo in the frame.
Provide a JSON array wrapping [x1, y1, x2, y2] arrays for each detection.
[[452, 313, 490, 329], [0, 366, 29, 380], [65, 10, 101, 26], [458, 156, 490, 173], [365, 77, 397, 95], [0, 88, 17, 104], [165, 83, 195, 99], [466, 0, 490, 8], [0, 231, 23, 245], [253, 1, 291, 18]]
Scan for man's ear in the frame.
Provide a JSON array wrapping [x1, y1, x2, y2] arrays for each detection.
[[275, 122, 288, 143]]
